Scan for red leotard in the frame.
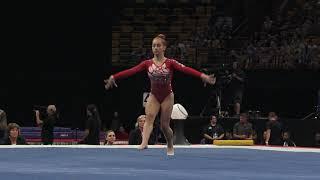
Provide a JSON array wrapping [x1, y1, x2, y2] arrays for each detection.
[[113, 59, 203, 103]]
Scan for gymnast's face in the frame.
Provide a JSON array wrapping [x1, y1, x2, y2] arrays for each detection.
[[152, 38, 166, 56]]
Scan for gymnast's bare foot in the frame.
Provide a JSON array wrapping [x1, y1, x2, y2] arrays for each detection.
[[167, 145, 174, 156], [138, 144, 148, 150]]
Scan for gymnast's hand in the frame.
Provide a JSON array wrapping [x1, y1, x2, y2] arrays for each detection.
[[104, 75, 118, 90], [201, 74, 216, 87]]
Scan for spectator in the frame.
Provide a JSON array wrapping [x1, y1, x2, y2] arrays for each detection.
[[129, 115, 155, 145], [224, 61, 246, 116], [317, 89, 320, 112], [233, 113, 253, 140], [177, 41, 187, 61], [263, 16, 273, 32], [116, 125, 129, 140], [202, 115, 224, 144], [104, 130, 116, 145], [0, 109, 7, 139], [79, 104, 101, 145], [314, 132, 320, 148], [35, 105, 58, 145], [1, 123, 27, 145], [265, 112, 283, 146], [282, 131, 296, 147], [110, 111, 120, 132], [252, 130, 258, 144]]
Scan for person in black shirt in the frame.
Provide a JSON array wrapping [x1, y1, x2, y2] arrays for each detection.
[[314, 132, 320, 147], [1, 123, 27, 145], [110, 111, 120, 132], [202, 115, 225, 144], [0, 109, 7, 140], [35, 105, 58, 145], [79, 104, 102, 145], [282, 131, 296, 147], [265, 112, 282, 146], [230, 62, 246, 115], [224, 61, 246, 116], [317, 89, 320, 113], [129, 115, 155, 145]]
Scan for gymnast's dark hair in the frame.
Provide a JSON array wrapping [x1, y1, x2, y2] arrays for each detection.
[[154, 33, 167, 46]]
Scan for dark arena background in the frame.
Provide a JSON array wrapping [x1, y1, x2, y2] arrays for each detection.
[[0, 0, 320, 179]]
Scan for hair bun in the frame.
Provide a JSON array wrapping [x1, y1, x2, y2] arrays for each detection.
[[157, 34, 166, 40]]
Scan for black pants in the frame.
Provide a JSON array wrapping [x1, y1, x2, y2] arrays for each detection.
[[42, 131, 53, 145]]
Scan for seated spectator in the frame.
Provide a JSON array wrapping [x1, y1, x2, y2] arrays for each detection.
[[202, 115, 224, 144], [0, 109, 7, 139], [128, 115, 155, 145], [115, 125, 129, 141], [282, 131, 296, 147], [265, 112, 283, 146], [104, 130, 116, 145], [233, 113, 253, 140], [1, 123, 27, 145]]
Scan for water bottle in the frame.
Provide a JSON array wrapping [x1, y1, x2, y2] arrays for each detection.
[[213, 132, 218, 139]]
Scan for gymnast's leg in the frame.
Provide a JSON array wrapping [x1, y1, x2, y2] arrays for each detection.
[[160, 93, 174, 155], [138, 93, 160, 150]]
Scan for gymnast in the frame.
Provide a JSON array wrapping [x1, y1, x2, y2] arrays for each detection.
[[105, 34, 216, 155]]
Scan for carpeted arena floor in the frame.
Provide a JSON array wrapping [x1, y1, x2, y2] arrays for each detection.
[[0, 145, 319, 180]]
